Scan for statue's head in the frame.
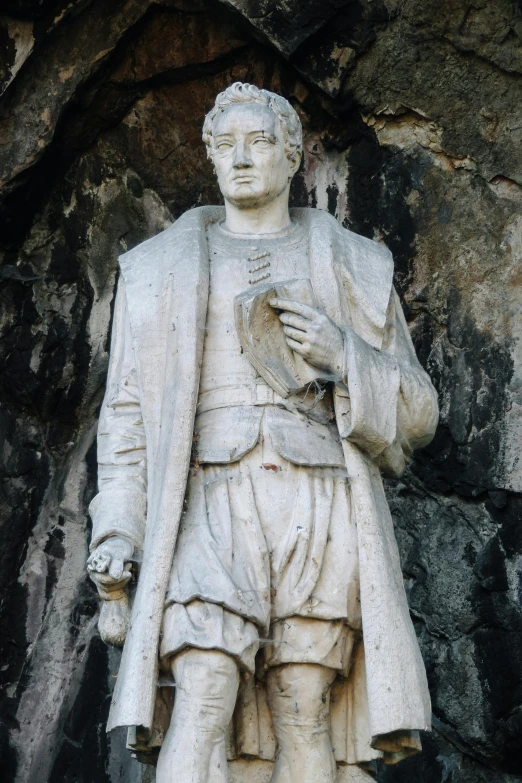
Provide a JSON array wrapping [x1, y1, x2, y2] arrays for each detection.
[[203, 82, 302, 210]]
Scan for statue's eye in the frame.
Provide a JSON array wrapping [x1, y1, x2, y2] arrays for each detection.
[[216, 141, 233, 151], [253, 137, 270, 147]]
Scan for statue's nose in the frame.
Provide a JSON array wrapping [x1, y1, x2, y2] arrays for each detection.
[[233, 141, 253, 169]]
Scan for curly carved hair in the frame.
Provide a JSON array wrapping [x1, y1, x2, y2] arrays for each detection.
[[202, 82, 302, 165]]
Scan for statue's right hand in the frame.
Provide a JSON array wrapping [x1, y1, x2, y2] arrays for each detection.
[[87, 535, 134, 583], [87, 537, 133, 647]]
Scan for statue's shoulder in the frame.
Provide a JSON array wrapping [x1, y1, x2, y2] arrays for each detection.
[[119, 206, 224, 275], [298, 207, 393, 266]]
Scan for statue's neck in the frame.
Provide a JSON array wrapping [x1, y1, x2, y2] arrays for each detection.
[[223, 189, 292, 236]]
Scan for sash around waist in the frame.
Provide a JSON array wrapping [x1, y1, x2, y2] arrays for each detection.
[[197, 383, 283, 414], [196, 382, 336, 423], [194, 386, 346, 468]]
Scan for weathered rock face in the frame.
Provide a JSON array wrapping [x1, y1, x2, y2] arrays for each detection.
[[0, 1, 520, 781]]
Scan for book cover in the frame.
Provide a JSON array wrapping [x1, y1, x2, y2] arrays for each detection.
[[234, 278, 335, 398]]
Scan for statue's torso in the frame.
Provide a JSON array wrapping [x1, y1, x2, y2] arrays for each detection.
[[200, 219, 309, 394], [195, 219, 344, 467]]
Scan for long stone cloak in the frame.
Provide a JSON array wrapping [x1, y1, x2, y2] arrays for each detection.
[[89, 206, 439, 764]]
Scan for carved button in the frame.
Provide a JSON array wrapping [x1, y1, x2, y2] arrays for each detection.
[[247, 249, 271, 285], [248, 251, 270, 263], [249, 271, 271, 285], [250, 260, 270, 273]]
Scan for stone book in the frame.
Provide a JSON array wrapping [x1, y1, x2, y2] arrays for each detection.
[[234, 277, 335, 398]]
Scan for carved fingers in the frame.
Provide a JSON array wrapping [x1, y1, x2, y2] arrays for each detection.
[[282, 325, 309, 342], [280, 314, 309, 333], [87, 535, 134, 583], [87, 549, 106, 572], [269, 297, 344, 375], [270, 298, 317, 318], [107, 555, 127, 582]]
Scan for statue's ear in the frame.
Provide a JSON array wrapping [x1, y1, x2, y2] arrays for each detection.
[[290, 151, 302, 178]]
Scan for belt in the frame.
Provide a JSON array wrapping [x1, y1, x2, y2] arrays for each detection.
[[197, 383, 285, 415]]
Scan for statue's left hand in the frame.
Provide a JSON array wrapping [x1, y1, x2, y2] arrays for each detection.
[[270, 298, 345, 377]]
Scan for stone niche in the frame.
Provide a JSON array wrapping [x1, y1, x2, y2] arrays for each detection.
[[0, 2, 521, 783]]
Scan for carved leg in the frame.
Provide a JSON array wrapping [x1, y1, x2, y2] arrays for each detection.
[[156, 648, 239, 783], [267, 663, 337, 783]]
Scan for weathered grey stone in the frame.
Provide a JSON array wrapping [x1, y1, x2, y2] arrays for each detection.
[[0, 1, 521, 781]]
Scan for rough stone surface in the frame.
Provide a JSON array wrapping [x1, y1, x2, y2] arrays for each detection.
[[0, 1, 520, 781]]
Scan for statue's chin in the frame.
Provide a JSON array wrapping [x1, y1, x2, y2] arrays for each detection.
[[225, 188, 281, 211]]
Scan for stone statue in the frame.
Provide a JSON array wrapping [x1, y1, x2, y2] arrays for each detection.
[[87, 82, 439, 783]]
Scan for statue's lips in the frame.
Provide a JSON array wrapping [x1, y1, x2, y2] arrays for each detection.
[[233, 176, 256, 184]]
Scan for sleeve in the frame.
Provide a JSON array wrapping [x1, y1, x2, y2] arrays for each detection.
[[336, 288, 439, 476], [88, 277, 147, 551]]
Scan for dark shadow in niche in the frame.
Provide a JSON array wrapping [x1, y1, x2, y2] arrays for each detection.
[[48, 635, 112, 783], [413, 287, 514, 498], [469, 493, 522, 775], [346, 134, 425, 300]]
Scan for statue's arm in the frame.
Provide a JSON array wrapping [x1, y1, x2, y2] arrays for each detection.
[[336, 287, 439, 476], [88, 277, 147, 555]]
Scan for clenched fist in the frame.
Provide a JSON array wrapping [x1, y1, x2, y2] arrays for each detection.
[[87, 535, 134, 584], [270, 298, 345, 378]]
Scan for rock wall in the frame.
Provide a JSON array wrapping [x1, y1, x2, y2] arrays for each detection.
[[0, 1, 521, 781]]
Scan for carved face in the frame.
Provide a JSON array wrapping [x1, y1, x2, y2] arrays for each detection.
[[210, 102, 299, 209]]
